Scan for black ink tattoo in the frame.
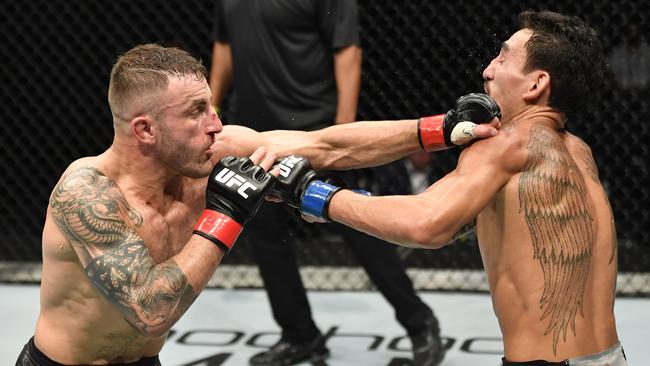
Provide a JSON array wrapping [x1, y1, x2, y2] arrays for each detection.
[[50, 167, 197, 335], [575, 139, 599, 183], [519, 125, 594, 355], [444, 219, 476, 245]]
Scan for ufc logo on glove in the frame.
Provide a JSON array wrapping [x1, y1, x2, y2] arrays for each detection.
[[214, 168, 258, 199], [278, 155, 305, 178]]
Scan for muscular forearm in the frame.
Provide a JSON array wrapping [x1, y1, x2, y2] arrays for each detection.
[[265, 119, 422, 170], [218, 93, 500, 170], [326, 191, 451, 248], [136, 236, 224, 335], [94, 237, 223, 338], [172, 236, 224, 290]]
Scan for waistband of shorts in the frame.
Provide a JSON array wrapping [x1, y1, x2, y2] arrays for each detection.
[[26, 337, 64, 366], [568, 342, 624, 363], [27, 336, 161, 366], [502, 357, 568, 365], [502, 342, 624, 366]]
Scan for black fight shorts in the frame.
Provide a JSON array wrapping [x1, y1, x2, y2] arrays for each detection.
[[16, 337, 162, 366]]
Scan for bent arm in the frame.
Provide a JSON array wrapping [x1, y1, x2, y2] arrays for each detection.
[[326, 134, 521, 248], [50, 166, 223, 337]]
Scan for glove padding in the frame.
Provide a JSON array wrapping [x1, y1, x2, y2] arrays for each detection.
[[419, 92, 500, 151], [194, 156, 275, 252], [270, 155, 322, 208], [271, 155, 369, 221], [443, 93, 501, 146], [205, 156, 275, 223]]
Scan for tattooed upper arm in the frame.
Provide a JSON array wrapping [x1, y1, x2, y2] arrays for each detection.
[[50, 167, 144, 262], [50, 167, 195, 336]]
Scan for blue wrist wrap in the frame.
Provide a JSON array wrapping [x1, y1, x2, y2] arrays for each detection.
[[300, 180, 340, 219]]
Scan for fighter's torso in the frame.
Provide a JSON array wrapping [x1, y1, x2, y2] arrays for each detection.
[[476, 123, 618, 361], [36, 157, 206, 364]]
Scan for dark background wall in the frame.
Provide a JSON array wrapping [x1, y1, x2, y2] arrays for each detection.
[[1, 1, 648, 275]]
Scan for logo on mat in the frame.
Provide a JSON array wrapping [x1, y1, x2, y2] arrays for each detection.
[[214, 168, 258, 199]]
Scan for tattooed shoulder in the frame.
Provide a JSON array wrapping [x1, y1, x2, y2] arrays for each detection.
[[50, 166, 143, 250]]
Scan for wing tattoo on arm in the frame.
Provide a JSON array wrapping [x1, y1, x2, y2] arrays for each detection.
[[50, 167, 197, 336], [519, 125, 594, 355]]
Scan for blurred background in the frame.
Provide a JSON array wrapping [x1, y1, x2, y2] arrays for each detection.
[[1, 0, 648, 294]]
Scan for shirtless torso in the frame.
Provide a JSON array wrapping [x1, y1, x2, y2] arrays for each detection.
[[477, 120, 618, 360], [36, 153, 206, 364]]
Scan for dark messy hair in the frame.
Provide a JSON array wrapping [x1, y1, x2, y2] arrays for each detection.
[[518, 11, 606, 118], [108, 43, 207, 119]]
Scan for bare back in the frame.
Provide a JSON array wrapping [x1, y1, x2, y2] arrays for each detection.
[[477, 123, 618, 361], [36, 153, 205, 364]]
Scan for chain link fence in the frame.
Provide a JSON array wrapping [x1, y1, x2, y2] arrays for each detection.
[[1, 0, 648, 294]]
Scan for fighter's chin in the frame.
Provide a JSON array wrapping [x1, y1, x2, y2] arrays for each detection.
[[180, 162, 213, 179], [483, 85, 491, 95]]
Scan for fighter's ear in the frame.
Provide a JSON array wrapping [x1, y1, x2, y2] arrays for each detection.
[[131, 115, 156, 144], [523, 70, 550, 102]]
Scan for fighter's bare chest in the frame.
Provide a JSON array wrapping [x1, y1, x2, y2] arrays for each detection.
[[132, 198, 203, 263]]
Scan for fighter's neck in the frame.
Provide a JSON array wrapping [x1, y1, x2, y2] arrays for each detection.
[[501, 106, 565, 131], [102, 144, 186, 209]]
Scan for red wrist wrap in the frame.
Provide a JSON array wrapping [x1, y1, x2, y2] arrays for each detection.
[[193, 210, 242, 251], [418, 115, 447, 151]]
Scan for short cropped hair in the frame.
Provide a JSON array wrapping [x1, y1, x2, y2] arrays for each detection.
[[518, 11, 606, 118], [108, 44, 207, 119]]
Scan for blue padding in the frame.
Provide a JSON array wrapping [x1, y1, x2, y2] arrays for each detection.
[[300, 180, 339, 219]]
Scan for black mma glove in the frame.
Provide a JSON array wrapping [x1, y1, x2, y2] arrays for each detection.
[[271, 155, 370, 221], [193, 156, 275, 253], [418, 93, 501, 151]]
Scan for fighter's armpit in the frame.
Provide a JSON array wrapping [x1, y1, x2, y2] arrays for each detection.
[[442, 219, 476, 246], [49, 166, 196, 336]]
